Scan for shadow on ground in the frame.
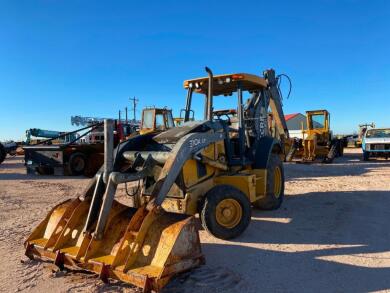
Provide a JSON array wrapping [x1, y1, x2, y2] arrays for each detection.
[[0, 173, 87, 180], [285, 151, 390, 179], [0, 157, 87, 180], [165, 190, 390, 293]]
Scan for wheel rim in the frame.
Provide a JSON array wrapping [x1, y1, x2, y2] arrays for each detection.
[[73, 157, 85, 172], [215, 199, 242, 229], [273, 167, 282, 198]]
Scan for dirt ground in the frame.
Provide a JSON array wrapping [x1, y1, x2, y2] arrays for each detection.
[[0, 148, 389, 293]]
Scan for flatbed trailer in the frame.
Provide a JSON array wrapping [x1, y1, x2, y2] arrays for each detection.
[[23, 123, 106, 176], [23, 108, 174, 177], [24, 143, 104, 176]]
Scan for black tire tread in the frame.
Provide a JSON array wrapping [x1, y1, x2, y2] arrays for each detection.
[[253, 153, 285, 210], [66, 152, 87, 176], [200, 185, 251, 240]]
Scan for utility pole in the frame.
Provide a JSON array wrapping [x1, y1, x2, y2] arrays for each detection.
[[129, 97, 139, 122]]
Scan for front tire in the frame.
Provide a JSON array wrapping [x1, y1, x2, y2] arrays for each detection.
[[200, 185, 251, 240], [253, 153, 285, 210]]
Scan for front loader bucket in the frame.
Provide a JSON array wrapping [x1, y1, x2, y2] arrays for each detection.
[[25, 198, 203, 292]]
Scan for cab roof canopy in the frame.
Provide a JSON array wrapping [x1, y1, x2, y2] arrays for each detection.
[[183, 73, 268, 96], [306, 109, 329, 115]]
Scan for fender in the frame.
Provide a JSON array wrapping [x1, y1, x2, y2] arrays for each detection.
[[251, 137, 282, 169]]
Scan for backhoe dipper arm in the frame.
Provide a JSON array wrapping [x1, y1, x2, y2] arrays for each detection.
[[263, 69, 290, 139]]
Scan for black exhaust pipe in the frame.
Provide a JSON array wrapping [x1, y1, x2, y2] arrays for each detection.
[[205, 67, 213, 121]]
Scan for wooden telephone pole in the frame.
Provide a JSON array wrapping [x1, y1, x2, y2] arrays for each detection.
[[129, 97, 139, 122]]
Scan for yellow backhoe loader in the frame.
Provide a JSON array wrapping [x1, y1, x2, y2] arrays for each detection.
[[286, 109, 344, 163], [25, 67, 290, 292]]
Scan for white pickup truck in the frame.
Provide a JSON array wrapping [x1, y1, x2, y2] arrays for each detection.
[[362, 128, 390, 161]]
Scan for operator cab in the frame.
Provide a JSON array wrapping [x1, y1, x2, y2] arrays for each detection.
[[140, 107, 175, 135], [182, 70, 273, 164], [304, 110, 330, 146], [306, 110, 329, 131]]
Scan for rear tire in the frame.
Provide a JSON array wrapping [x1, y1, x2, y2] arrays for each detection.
[[0, 143, 6, 164], [253, 153, 285, 210], [200, 185, 251, 240], [66, 152, 87, 176]]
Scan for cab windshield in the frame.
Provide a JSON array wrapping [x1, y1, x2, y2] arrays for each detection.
[[309, 114, 325, 129], [166, 112, 175, 128], [142, 110, 154, 129], [366, 129, 390, 138]]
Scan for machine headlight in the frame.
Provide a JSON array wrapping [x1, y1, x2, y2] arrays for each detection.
[[225, 77, 231, 83]]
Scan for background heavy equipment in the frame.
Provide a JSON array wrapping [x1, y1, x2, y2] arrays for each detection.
[[24, 123, 107, 176], [24, 108, 173, 177], [25, 128, 77, 145], [173, 109, 195, 126], [344, 122, 376, 148], [286, 109, 344, 163], [25, 67, 290, 292], [356, 122, 375, 147], [139, 107, 175, 135], [0, 141, 18, 164]]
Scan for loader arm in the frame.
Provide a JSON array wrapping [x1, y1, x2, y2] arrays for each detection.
[[94, 129, 226, 238], [152, 131, 225, 206]]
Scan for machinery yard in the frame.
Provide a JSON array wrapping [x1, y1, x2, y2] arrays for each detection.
[[1, 148, 389, 293], [1, 2, 389, 292]]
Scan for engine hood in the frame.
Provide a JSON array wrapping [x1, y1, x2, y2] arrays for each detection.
[[153, 120, 223, 144], [364, 137, 390, 144]]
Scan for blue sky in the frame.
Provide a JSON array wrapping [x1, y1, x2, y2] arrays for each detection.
[[0, 0, 389, 141]]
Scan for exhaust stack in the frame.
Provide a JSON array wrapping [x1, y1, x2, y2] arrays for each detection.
[[103, 119, 114, 183], [205, 66, 214, 121]]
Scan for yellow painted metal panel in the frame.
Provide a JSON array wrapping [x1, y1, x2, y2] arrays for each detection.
[[214, 174, 258, 202]]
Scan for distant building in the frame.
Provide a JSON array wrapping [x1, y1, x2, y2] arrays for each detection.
[[285, 113, 307, 139], [285, 113, 307, 130]]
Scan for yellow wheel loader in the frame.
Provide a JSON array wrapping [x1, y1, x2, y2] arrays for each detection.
[[286, 110, 344, 163], [25, 67, 290, 292]]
